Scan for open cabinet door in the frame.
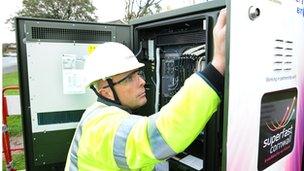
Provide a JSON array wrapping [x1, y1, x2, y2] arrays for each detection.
[[15, 18, 131, 171], [223, 0, 304, 170], [131, 1, 226, 170]]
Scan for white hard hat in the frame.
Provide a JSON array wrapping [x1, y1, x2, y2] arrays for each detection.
[[83, 42, 144, 87]]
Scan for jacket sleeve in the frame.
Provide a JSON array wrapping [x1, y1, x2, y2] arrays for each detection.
[[155, 64, 223, 152], [120, 64, 224, 169]]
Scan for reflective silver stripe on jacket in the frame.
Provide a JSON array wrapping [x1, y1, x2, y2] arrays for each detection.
[[147, 117, 176, 160], [154, 161, 169, 171], [69, 128, 81, 171], [69, 105, 104, 171], [113, 115, 142, 169]]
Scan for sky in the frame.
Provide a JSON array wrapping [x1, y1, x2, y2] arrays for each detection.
[[0, 0, 205, 43]]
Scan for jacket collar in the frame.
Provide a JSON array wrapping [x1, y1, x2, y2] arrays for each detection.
[[97, 97, 132, 113]]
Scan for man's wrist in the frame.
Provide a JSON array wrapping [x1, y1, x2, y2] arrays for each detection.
[[197, 64, 224, 97], [211, 57, 225, 75]]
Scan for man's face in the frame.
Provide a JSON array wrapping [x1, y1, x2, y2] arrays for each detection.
[[112, 69, 147, 109]]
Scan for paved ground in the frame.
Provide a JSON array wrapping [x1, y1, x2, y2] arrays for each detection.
[[10, 135, 24, 153], [2, 56, 18, 74]]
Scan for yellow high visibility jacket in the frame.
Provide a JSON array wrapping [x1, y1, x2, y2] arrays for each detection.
[[65, 64, 223, 171]]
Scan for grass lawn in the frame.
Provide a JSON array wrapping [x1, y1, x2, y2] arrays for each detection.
[[2, 115, 25, 171], [2, 72, 19, 95], [12, 153, 25, 170], [7, 116, 23, 137], [2, 153, 25, 171], [2, 116, 25, 171]]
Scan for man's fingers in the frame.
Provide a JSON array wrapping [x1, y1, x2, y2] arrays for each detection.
[[216, 8, 227, 29]]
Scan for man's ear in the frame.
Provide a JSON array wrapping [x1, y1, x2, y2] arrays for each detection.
[[99, 88, 114, 100]]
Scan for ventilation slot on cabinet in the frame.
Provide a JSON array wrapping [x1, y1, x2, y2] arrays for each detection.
[[31, 27, 112, 41], [273, 39, 294, 72], [37, 110, 84, 125]]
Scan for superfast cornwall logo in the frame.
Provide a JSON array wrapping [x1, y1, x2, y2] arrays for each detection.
[[258, 88, 297, 171]]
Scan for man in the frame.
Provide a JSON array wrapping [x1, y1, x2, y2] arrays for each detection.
[[65, 9, 227, 171]]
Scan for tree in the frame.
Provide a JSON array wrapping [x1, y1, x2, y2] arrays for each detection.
[[7, 0, 98, 30], [124, 0, 162, 22]]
